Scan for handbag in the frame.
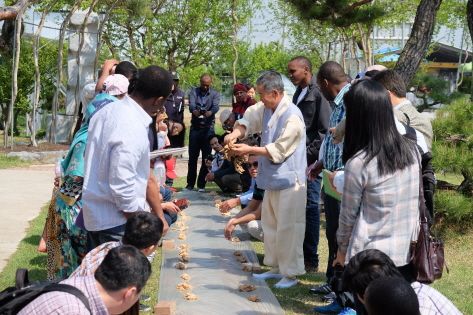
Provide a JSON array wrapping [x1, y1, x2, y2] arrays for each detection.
[[410, 152, 446, 284]]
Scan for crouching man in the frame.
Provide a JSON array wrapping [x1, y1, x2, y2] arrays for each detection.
[[19, 245, 151, 314]]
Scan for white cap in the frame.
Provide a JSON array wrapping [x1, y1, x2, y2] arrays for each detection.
[[104, 74, 129, 96], [219, 109, 233, 124]]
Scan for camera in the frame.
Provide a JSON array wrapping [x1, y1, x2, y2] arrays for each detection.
[[329, 264, 345, 293], [200, 109, 207, 115]]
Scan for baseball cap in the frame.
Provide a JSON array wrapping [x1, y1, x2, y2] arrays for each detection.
[[103, 74, 129, 96]]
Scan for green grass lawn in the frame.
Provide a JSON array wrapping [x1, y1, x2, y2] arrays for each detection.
[[1, 179, 471, 314], [0, 154, 31, 169]]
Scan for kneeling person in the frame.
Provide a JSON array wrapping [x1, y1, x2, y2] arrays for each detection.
[[70, 212, 162, 277]]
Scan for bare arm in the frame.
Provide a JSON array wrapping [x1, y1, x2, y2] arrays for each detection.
[[95, 59, 118, 93], [147, 169, 169, 235]]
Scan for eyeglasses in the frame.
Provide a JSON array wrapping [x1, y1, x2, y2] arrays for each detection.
[[245, 161, 258, 169]]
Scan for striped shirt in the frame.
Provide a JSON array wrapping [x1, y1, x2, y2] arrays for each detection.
[[411, 282, 462, 315], [337, 150, 420, 266], [69, 241, 120, 278], [322, 83, 351, 171], [19, 276, 108, 315]]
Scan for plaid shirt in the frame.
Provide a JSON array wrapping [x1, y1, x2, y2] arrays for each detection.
[[337, 151, 420, 266], [19, 276, 108, 314], [322, 83, 351, 171], [412, 282, 462, 315], [69, 241, 120, 278]]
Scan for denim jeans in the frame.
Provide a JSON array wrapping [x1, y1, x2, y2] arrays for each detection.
[[323, 193, 341, 281], [187, 127, 213, 189], [160, 186, 173, 202], [303, 177, 321, 268]]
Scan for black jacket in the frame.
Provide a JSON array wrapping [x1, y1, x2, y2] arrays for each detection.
[[292, 76, 331, 165]]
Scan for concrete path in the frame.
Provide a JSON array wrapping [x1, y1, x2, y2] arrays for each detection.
[[158, 190, 284, 315], [0, 164, 55, 273]]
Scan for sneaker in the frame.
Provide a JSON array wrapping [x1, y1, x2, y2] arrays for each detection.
[[274, 277, 298, 289], [183, 186, 194, 191], [253, 269, 283, 280], [313, 301, 343, 314], [139, 303, 152, 312], [322, 291, 337, 302], [198, 188, 206, 193], [338, 307, 357, 315], [140, 294, 151, 302], [309, 283, 333, 295]]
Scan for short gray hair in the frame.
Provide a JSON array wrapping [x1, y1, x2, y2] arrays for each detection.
[[256, 70, 284, 93]]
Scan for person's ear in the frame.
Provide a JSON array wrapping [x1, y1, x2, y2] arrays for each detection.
[[124, 286, 139, 302], [357, 293, 365, 305], [142, 244, 157, 256]]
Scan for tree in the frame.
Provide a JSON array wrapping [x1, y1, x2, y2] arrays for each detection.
[[467, 0, 473, 99], [103, 0, 255, 72], [433, 96, 473, 197], [393, 0, 442, 86], [285, 0, 386, 68]]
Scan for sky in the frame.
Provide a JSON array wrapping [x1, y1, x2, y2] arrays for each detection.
[[0, 0, 282, 46]]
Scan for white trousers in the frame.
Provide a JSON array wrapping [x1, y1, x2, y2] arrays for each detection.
[[261, 181, 307, 277]]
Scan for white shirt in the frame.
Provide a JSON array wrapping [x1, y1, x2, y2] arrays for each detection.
[[411, 282, 462, 315], [296, 86, 308, 105], [394, 116, 429, 153], [82, 95, 152, 231]]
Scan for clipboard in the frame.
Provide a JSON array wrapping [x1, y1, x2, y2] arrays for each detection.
[[322, 169, 342, 201], [150, 147, 187, 159]]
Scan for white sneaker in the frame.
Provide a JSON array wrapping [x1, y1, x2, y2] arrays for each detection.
[[274, 277, 298, 289], [198, 188, 206, 193], [253, 269, 283, 280]]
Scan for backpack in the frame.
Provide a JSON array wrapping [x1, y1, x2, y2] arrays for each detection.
[[0, 269, 91, 315], [402, 121, 436, 225]]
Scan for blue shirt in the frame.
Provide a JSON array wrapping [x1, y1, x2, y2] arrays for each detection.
[[188, 87, 220, 128], [322, 83, 351, 171]]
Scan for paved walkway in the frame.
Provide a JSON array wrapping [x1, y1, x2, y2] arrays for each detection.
[[158, 190, 284, 315], [0, 164, 55, 273]]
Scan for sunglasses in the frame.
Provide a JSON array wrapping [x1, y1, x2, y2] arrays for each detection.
[[245, 161, 258, 169]]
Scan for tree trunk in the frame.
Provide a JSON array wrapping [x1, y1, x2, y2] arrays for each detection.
[[4, 7, 24, 148], [32, 1, 56, 147], [231, 0, 238, 85], [0, 0, 37, 21], [467, 0, 473, 100], [50, 0, 82, 143], [71, 0, 99, 142], [393, 0, 442, 87], [93, 0, 120, 81]]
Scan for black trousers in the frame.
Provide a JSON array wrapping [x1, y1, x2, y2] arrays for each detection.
[[324, 193, 341, 281], [187, 127, 213, 189]]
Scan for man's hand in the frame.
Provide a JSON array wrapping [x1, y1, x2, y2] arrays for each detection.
[[308, 160, 324, 180], [102, 59, 118, 74], [205, 110, 213, 118], [220, 198, 239, 213], [162, 201, 180, 214], [162, 218, 169, 236], [332, 250, 346, 267], [205, 172, 215, 182], [224, 219, 236, 240], [192, 109, 200, 117], [224, 133, 238, 146], [230, 143, 252, 156]]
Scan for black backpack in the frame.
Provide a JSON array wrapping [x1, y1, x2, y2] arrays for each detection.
[[402, 121, 436, 225], [0, 269, 91, 315]]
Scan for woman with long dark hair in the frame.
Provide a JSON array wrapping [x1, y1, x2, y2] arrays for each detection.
[[333, 80, 420, 276]]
